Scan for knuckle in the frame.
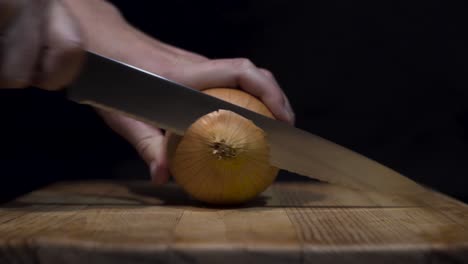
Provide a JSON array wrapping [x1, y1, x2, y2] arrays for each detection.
[[135, 137, 154, 159], [231, 58, 254, 70], [262, 69, 274, 78], [40, 45, 85, 90]]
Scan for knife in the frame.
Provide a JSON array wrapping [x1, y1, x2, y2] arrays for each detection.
[[67, 51, 426, 197]]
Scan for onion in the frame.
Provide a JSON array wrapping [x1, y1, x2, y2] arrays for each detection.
[[166, 88, 279, 204]]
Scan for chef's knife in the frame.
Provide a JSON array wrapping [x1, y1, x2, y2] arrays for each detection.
[[67, 51, 426, 196]]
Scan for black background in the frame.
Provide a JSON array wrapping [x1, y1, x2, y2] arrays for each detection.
[[1, 0, 467, 202]]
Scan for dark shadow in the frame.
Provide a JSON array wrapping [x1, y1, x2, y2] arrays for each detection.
[[123, 180, 330, 209], [122, 181, 271, 208]]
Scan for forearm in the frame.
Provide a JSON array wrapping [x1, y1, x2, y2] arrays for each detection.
[[62, 0, 206, 77]]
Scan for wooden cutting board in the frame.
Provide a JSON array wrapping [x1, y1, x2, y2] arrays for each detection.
[[0, 180, 467, 264]]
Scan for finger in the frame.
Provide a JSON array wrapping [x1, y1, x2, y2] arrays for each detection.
[[259, 68, 274, 79], [259, 68, 295, 124], [34, 0, 84, 90], [0, 0, 44, 88], [96, 109, 170, 185], [174, 58, 294, 124], [283, 94, 295, 124]]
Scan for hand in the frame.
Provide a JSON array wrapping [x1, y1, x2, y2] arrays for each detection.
[[0, 0, 84, 89]]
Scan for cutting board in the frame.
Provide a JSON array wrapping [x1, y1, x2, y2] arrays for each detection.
[[0, 180, 467, 264]]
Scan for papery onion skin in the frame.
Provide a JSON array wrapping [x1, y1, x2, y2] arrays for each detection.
[[167, 88, 279, 204]]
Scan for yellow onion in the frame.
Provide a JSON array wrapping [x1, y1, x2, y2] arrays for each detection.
[[166, 88, 279, 204]]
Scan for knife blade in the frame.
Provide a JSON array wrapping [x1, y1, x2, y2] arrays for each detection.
[[67, 51, 427, 197]]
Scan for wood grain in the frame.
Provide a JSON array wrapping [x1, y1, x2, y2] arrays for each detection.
[[0, 180, 467, 264]]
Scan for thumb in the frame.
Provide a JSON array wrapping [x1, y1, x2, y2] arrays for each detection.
[[97, 109, 170, 185]]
